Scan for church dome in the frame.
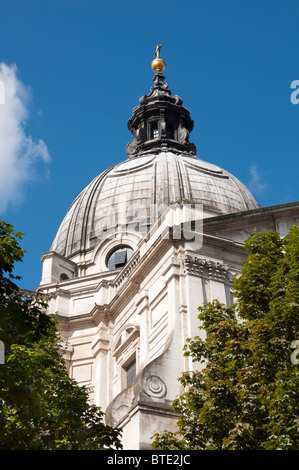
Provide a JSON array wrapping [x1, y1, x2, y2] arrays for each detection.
[[51, 152, 259, 258], [50, 47, 259, 259]]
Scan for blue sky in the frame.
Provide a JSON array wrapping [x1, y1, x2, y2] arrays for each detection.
[[0, 0, 299, 290]]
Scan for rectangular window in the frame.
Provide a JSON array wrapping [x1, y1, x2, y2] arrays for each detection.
[[125, 358, 136, 387]]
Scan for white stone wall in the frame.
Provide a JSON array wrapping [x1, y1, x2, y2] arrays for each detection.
[[38, 201, 299, 449]]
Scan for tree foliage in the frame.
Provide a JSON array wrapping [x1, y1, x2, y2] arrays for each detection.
[[0, 220, 122, 450], [152, 227, 299, 450]]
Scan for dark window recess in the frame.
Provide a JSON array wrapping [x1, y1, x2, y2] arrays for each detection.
[[125, 359, 136, 387], [107, 246, 134, 270], [166, 124, 174, 139]]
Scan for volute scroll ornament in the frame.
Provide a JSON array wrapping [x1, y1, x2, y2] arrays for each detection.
[[142, 375, 167, 398]]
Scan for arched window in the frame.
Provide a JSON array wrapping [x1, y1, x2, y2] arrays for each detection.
[[106, 245, 134, 270]]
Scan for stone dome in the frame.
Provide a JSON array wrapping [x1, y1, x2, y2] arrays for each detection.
[[50, 53, 259, 259], [51, 151, 259, 258]]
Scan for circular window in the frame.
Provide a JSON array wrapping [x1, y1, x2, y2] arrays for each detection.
[[106, 246, 134, 270]]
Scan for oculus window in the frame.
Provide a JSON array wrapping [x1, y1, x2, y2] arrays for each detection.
[[106, 246, 134, 270]]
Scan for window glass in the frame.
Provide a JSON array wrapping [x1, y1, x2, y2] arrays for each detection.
[[125, 359, 136, 387], [107, 246, 134, 270]]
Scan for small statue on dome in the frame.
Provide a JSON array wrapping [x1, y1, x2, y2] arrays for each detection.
[[155, 44, 162, 58]]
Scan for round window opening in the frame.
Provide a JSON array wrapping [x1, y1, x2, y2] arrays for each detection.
[[106, 246, 134, 270]]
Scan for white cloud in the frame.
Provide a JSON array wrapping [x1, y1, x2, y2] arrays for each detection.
[[0, 63, 51, 213], [248, 164, 268, 195]]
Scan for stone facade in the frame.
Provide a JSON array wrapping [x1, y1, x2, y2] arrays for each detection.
[[38, 200, 299, 449]]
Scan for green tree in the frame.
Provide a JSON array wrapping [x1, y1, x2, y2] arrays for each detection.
[[0, 220, 122, 450], [152, 227, 299, 450]]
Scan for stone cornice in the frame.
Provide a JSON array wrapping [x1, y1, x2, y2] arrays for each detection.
[[40, 250, 77, 265], [203, 200, 299, 229]]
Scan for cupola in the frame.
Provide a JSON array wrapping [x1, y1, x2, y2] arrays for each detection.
[[126, 45, 196, 158]]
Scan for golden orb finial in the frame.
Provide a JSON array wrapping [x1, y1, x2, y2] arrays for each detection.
[[151, 44, 166, 72]]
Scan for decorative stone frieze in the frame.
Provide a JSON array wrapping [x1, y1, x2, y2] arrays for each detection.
[[184, 255, 228, 281]]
